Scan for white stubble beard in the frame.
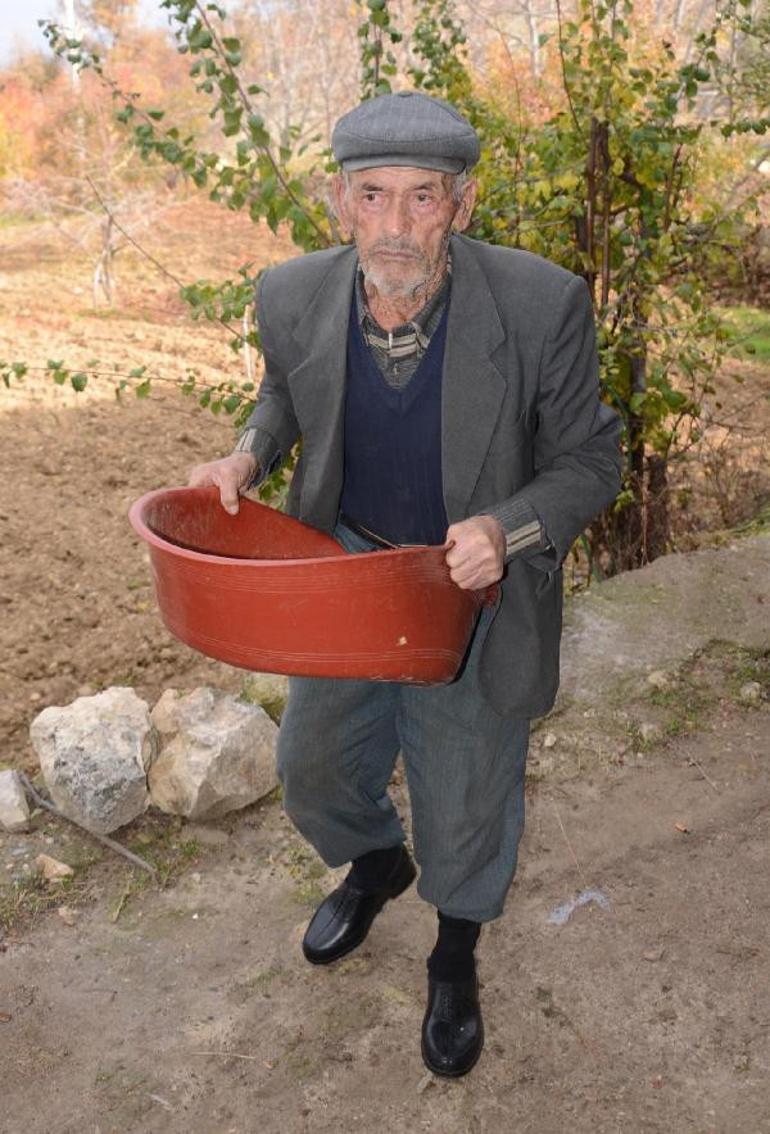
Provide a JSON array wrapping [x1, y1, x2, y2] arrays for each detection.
[[358, 232, 451, 303]]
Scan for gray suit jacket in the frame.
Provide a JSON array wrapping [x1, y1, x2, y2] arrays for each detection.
[[244, 234, 622, 717]]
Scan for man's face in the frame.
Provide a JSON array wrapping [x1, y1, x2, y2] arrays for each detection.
[[335, 166, 476, 301]]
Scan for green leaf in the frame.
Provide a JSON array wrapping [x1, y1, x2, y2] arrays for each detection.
[[70, 372, 88, 392], [222, 107, 243, 136]]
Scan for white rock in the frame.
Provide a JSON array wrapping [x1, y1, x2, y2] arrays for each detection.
[[148, 687, 278, 820], [739, 681, 762, 705], [639, 722, 662, 743], [0, 770, 30, 832], [35, 853, 74, 880], [30, 687, 155, 835], [542, 732, 558, 749]]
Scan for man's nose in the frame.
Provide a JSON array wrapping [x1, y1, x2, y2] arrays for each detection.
[[382, 196, 410, 236]]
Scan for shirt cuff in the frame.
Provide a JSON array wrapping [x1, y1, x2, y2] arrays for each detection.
[[481, 498, 557, 567], [233, 426, 279, 486]]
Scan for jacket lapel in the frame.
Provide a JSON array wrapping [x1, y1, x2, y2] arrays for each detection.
[[442, 235, 507, 521], [287, 248, 357, 525], [284, 237, 507, 528]]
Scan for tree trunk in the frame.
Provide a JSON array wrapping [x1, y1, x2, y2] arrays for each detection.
[[592, 452, 671, 575]]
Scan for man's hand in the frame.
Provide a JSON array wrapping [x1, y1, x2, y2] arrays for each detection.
[[444, 515, 506, 590], [188, 452, 258, 515]]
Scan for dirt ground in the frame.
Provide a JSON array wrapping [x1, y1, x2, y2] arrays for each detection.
[[1, 203, 769, 1132], [2, 702, 768, 1134], [0, 201, 297, 774]]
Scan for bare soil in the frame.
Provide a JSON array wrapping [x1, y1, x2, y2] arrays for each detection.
[[2, 703, 768, 1134], [1, 204, 769, 1133], [0, 200, 296, 774]]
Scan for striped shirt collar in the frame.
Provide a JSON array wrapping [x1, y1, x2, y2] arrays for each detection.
[[355, 257, 451, 358]]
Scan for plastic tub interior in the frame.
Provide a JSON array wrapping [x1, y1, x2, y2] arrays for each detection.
[[129, 486, 484, 683]]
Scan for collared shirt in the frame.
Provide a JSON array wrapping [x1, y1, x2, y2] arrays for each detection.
[[355, 263, 451, 391]]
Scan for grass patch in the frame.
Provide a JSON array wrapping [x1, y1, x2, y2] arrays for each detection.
[[731, 499, 770, 538], [719, 304, 770, 362], [622, 640, 768, 760], [0, 873, 91, 935], [101, 814, 204, 921], [125, 816, 201, 887], [284, 841, 327, 907], [239, 677, 287, 724]]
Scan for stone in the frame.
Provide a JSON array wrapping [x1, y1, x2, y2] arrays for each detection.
[[0, 770, 30, 833], [241, 673, 289, 721], [558, 535, 770, 708], [646, 671, 669, 690], [739, 681, 762, 705], [639, 721, 662, 743], [148, 687, 278, 820], [642, 946, 665, 962], [35, 854, 74, 881], [30, 687, 155, 835], [542, 732, 558, 749], [57, 905, 79, 925]]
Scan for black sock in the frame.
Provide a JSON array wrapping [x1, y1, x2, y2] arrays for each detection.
[[348, 844, 403, 892], [427, 910, 481, 983]]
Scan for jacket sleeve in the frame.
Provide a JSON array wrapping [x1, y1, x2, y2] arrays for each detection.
[[233, 272, 301, 483], [485, 274, 622, 568]]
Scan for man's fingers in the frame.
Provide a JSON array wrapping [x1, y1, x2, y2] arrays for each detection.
[[187, 454, 257, 514], [444, 517, 505, 590], [218, 474, 240, 515]]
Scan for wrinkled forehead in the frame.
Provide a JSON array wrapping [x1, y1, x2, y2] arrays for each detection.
[[344, 166, 454, 192]]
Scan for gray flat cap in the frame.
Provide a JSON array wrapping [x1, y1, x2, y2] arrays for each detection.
[[332, 90, 480, 174]]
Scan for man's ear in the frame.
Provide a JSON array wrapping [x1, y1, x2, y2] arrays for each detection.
[[453, 177, 478, 233], [332, 173, 352, 241]]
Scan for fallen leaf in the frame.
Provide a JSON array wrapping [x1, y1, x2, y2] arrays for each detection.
[[651, 1075, 664, 1089], [674, 822, 690, 834], [57, 906, 78, 926], [0, 1011, 12, 1023]]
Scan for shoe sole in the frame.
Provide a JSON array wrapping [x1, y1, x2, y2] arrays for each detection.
[[303, 858, 417, 966]]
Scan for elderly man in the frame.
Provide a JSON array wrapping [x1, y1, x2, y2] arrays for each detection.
[[190, 91, 622, 1077]]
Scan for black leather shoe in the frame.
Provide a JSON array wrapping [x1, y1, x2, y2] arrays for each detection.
[[421, 976, 484, 1078], [302, 848, 416, 965]]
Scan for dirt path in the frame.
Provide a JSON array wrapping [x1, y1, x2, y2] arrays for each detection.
[[2, 700, 768, 1134]]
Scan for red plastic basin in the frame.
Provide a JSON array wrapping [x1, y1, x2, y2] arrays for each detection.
[[128, 486, 483, 683]]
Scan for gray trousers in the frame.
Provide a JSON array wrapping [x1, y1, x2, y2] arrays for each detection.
[[276, 526, 530, 923]]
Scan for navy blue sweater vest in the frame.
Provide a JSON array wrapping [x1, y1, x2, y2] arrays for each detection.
[[339, 299, 449, 546]]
